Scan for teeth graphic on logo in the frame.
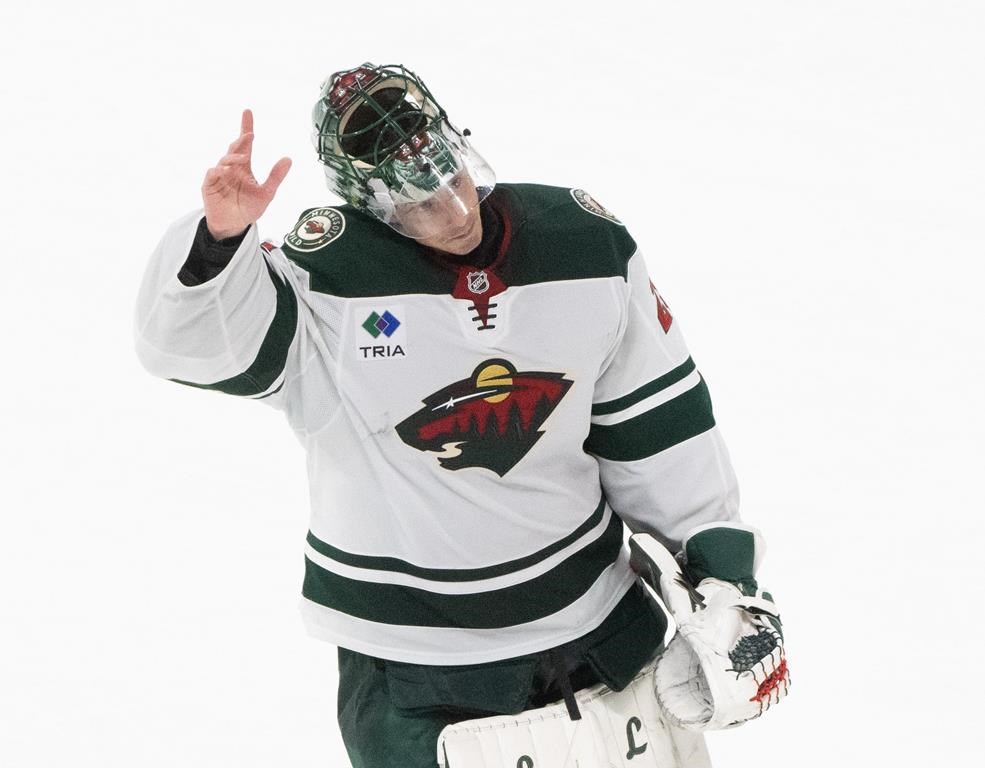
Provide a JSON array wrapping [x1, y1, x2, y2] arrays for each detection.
[[395, 359, 573, 476]]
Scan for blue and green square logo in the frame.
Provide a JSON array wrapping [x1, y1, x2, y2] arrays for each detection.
[[362, 310, 401, 338]]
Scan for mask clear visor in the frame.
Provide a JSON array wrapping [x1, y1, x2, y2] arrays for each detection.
[[359, 119, 496, 239]]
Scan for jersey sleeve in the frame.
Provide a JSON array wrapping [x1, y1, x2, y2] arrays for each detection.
[[134, 209, 300, 403], [584, 248, 740, 551]]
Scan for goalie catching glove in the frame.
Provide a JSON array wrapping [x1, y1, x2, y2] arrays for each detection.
[[629, 523, 789, 731]]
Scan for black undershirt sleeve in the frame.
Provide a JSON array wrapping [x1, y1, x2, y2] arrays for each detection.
[[178, 218, 248, 286]]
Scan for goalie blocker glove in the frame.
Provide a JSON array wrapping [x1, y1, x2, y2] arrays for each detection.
[[629, 523, 790, 731]]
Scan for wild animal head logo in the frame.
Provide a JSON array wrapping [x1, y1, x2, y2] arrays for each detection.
[[395, 359, 572, 476]]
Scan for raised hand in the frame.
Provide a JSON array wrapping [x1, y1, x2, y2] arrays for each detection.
[[201, 109, 292, 240]]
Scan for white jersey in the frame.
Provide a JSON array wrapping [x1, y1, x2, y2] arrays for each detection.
[[134, 183, 739, 664]]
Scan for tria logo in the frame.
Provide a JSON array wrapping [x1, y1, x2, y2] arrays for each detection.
[[395, 359, 573, 476], [359, 345, 404, 359], [358, 309, 405, 360], [362, 310, 401, 338]]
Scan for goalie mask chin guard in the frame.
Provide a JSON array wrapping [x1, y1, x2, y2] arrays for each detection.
[[311, 62, 496, 239]]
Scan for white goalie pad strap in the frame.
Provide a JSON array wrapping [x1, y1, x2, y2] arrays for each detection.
[[436, 661, 710, 768]]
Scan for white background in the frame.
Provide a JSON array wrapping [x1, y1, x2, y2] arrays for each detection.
[[2, 1, 983, 765]]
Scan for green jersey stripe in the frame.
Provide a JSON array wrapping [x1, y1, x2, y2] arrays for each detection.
[[591, 357, 696, 416], [584, 375, 716, 461], [306, 496, 607, 583], [171, 261, 298, 397], [301, 511, 624, 628]]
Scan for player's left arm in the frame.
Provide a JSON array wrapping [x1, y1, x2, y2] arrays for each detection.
[[585, 246, 789, 729], [585, 247, 740, 549]]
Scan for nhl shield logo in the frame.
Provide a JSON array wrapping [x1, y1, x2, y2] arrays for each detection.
[[285, 207, 346, 252], [467, 270, 490, 294]]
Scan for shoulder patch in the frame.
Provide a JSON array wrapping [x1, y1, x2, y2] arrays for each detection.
[[285, 207, 346, 252], [569, 189, 623, 225]]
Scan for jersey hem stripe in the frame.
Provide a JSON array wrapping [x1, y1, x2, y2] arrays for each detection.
[[306, 495, 607, 582], [298, 560, 638, 665], [303, 505, 613, 594], [301, 510, 623, 628]]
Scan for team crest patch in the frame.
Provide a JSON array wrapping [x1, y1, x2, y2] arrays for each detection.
[[285, 208, 345, 252], [395, 359, 572, 476], [570, 189, 623, 225]]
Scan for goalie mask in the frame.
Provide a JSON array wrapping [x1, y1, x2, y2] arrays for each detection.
[[312, 62, 496, 239]]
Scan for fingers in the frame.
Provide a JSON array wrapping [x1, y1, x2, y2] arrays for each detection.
[[202, 164, 236, 194], [228, 130, 254, 157], [218, 152, 250, 168], [204, 159, 251, 193], [204, 111, 289, 209], [260, 157, 292, 197], [227, 109, 255, 160], [203, 151, 252, 197], [220, 127, 255, 178]]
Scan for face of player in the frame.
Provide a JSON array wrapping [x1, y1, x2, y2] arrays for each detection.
[[394, 171, 483, 255]]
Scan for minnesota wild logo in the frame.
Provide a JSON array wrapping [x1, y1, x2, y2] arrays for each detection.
[[570, 189, 623, 225], [285, 207, 346, 251], [396, 359, 572, 476]]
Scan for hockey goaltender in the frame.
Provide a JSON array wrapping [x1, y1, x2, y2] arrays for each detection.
[[134, 62, 790, 768]]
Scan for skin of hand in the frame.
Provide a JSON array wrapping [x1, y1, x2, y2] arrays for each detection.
[[202, 109, 292, 240]]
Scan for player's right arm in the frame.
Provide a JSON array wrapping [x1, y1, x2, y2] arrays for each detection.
[[134, 110, 297, 400]]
